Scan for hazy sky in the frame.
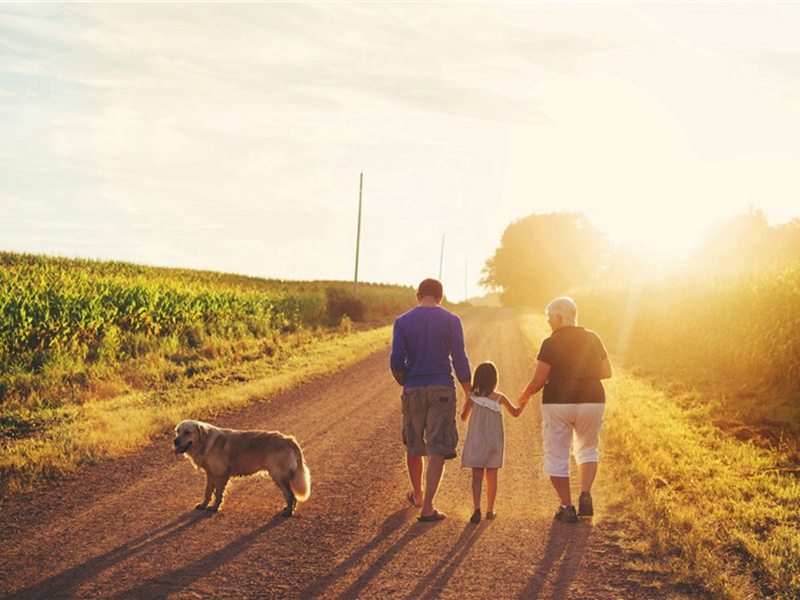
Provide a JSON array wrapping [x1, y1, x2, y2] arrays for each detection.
[[2, 3, 800, 300]]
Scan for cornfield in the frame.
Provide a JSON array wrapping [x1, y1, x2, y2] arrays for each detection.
[[0, 252, 415, 410], [575, 264, 800, 393]]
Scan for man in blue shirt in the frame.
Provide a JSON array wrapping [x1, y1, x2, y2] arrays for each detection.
[[391, 278, 471, 521]]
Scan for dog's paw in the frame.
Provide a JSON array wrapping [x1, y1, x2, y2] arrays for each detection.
[[281, 506, 294, 518], [207, 505, 220, 513], [194, 503, 208, 511]]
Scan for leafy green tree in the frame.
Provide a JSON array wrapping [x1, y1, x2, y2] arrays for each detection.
[[481, 212, 609, 307]]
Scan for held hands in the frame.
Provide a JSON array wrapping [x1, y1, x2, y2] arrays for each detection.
[[510, 400, 526, 418]]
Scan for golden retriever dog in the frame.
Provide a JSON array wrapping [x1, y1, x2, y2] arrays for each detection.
[[173, 420, 310, 517]]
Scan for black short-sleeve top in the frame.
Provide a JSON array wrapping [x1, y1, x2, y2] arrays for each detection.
[[537, 326, 608, 404]]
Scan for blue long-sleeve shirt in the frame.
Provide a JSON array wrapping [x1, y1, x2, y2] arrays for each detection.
[[390, 305, 471, 388]]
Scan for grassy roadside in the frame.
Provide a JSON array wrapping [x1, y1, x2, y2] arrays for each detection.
[[0, 325, 392, 499], [517, 310, 800, 599]]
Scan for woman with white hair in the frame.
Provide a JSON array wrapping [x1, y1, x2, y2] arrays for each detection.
[[518, 296, 612, 523]]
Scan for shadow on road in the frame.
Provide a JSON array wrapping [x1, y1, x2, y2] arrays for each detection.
[[299, 507, 425, 599], [4, 511, 215, 600], [516, 520, 593, 599], [108, 513, 286, 599], [405, 522, 487, 600]]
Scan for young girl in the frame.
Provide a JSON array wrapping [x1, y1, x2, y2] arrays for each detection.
[[461, 361, 524, 523]]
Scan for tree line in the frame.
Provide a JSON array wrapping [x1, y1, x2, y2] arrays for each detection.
[[480, 208, 800, 307]]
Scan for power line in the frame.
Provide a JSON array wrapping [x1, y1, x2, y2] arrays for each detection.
[[438, 234, 444, 280]]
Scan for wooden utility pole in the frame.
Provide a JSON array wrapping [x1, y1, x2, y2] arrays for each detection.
[[353, 171, 363, 299], [465, 259, 468, 303], [438, 235, 445, 281]]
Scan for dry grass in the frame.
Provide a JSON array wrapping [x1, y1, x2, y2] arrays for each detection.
[[0, 325, 391, 498]]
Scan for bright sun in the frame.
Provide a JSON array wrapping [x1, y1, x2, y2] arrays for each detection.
[[594, 212, 712, 264]]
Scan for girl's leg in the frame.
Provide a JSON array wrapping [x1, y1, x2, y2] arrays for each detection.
[[471, 468, 484, 510], [485, 468, 498, 512]]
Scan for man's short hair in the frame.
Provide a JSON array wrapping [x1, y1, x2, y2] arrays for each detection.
[[417, 278, 444, 299]]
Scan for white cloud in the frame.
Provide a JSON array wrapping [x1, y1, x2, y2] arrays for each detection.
[[1, 3, 800, 297]]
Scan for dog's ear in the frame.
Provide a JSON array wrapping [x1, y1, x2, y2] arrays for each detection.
[[195, 422, 209, 444]]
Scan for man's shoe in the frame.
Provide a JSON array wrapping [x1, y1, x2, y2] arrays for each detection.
[[555, 504, 578, 523], [470, 509, 481, 524], [578, 492, 593, 516]]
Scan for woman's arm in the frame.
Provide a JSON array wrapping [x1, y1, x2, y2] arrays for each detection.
[[518, 361, 551, 407], [460, 396, 473, 422], [499, 394, 524, 417], [599, 357, 612, 380]]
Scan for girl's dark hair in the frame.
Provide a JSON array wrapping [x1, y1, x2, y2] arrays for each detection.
[[472, 361, 498, 397]]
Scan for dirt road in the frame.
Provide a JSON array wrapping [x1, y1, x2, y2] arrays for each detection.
[[1, 308, 688, 599]]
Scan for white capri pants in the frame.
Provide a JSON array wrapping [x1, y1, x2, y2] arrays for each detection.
[[542, 403, 605, 478]]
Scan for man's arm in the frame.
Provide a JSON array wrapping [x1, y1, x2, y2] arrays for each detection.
[[392, 370, 405, 386], [390, 319, 408, 387], [450, 317, 471, 391], [460, 395, 473, 422]]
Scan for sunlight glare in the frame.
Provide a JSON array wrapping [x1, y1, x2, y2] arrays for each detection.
[[595, 211, 709, 265]]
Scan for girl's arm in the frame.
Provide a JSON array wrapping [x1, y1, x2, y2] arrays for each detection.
[[498, 394, 524, 417], [518, 361, 551, 407], [460, 396, 473, 422]]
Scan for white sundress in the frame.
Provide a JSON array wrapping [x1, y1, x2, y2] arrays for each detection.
[[461, 394, 505, 469]]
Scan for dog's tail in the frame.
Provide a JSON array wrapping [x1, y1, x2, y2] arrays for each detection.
[[290, 444, 311, 502]]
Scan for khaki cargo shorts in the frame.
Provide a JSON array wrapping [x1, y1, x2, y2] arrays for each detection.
[[401, 385, 458, 459]]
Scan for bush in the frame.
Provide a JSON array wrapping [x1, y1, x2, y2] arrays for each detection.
[[326, 288, 366, 326]]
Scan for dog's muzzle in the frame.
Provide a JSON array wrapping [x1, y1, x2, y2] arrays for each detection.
[[173, 439, 192, 455]]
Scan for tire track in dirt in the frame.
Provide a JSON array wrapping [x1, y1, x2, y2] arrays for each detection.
[[1, 308, 694, 599]]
